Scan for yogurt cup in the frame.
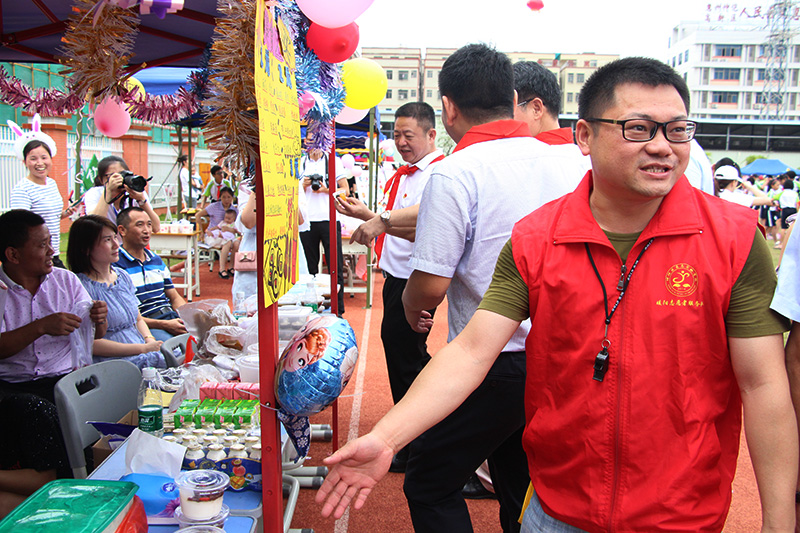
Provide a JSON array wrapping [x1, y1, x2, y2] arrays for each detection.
[[175, 504, 230, 530], [175, 470, 230, 520], [175, 527, 225, 533]]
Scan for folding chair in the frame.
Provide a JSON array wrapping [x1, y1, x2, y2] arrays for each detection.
[[53, 360, 142, 478], [160, 333, 191, 367]]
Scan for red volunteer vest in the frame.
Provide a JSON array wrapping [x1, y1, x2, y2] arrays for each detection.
[[511, 173, 758, 532]]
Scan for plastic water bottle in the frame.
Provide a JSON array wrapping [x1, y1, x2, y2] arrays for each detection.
[[301, 281, 318, 312], [137, 367, 164, 437], [233, 291, 246, 319]]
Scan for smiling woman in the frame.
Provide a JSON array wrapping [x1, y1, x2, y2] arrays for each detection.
[[9, 139, 74, 269]]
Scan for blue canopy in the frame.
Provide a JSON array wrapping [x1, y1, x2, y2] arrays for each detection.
[[740, 158, 798, 176]]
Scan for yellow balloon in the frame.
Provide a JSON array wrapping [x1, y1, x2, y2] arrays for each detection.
[[124, 77, 145, 100], [342, 58, 388, 110]]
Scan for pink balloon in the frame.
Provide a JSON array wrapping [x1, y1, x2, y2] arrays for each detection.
[[352, 166, 363, 178], [297, 0, 374, 28], [341, 153, 355, 170], [335, 105, 369, 125], [94, 98, 131, 138], [298, 91, 315, 116], [527, 0, 544, 10]]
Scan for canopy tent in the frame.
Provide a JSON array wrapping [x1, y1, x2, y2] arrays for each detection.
[[740, 158, 798, 176], [0, 3, 289, 531], [0, 1, 218, 69]]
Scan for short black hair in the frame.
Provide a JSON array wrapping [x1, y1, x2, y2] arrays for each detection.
[[785, 179, 795, 191], [67, 215, 118, 275], [177, 154, 189, 164], [0, 210, 46, 264], [439, 44, 515, 123], [210, 165, 223, 176], [116, 206, 147, 230], [513, 61, 561, 117], [578, 57, 690, 120], [224, 208, 237, 217], [219, 187, 234, 197], [95, 155, 129, 187], [395, 102, 436, 132], [23, 140, 52, 160]]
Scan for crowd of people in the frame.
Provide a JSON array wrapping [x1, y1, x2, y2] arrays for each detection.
[[4, 43, 800, 532]]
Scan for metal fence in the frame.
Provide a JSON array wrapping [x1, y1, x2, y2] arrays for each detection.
[[66, 133, 123, 201]]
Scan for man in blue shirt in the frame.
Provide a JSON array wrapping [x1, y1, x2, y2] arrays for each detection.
[[114, 207, 187, 342]]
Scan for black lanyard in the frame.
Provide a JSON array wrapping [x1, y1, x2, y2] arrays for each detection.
[[584, 238, 654, 382]]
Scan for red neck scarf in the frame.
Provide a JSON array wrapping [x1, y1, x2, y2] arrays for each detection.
[[535, 127, 575, 146], [453, 120, 531, 152]]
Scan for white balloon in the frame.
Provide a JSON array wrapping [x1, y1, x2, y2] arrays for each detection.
[[335, 105, 369, 125], [352, 166, 363, 178], [341, 153, 355, 170]]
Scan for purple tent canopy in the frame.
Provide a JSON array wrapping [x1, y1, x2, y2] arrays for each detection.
[[0, 0, 219, 69]]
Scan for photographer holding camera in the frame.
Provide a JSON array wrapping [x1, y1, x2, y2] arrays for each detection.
[[84, 155, 161, 232], [300, 144, 348, 315]]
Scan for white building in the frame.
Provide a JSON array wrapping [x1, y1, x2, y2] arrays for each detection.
[[668, 17, 800, 121]]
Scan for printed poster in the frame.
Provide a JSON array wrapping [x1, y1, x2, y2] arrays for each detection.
[[255, 0, 301, 305]]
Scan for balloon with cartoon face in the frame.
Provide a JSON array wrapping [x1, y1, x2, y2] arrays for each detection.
[[275, 315, 358, 417]]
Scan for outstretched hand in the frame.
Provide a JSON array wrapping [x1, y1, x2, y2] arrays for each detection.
[[315, 432, 395, 518]]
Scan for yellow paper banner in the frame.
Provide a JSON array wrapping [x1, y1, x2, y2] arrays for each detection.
[[255, 0, 301, 305]]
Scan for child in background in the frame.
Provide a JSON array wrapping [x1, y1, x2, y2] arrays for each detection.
[[205, 209, 241, 279]]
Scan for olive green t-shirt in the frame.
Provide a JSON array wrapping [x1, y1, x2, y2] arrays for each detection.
[[479, 230, 790, 338]]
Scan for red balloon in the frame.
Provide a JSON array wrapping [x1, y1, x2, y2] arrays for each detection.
[[527, 0, 544, 10], [306, 22, 360, 64]]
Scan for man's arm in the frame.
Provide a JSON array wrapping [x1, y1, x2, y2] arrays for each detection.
[[402, 270, 452, 332], [344, 204, 422, 246], [316, 309, 521, 518], [730, 334, 798, 532], [165, 287, 187, 310], [0, 314, 82, 359]]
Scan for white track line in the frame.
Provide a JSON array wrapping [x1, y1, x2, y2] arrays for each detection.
[[333, 305, 372, 533]]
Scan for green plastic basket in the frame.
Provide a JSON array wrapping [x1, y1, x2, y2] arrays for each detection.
[[0, 479, 138, 533]]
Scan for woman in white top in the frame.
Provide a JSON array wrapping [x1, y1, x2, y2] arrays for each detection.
[[83, 155, 161, 232], [10, 138, 75, 269], [715, 165, 775, 209]]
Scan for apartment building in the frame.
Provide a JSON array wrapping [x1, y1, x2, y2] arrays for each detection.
[[669, 18, 800, 120]]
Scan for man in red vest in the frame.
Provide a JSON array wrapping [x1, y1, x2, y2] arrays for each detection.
[[335, 102, 443, 474], [318, 56, 797, 532]]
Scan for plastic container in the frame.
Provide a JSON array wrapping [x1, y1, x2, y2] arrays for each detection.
[[0, 479, 138, 533], [175, 504, 229, 530], [237, 355, 259, 383], [175, 470, 230, 521], [175, 527, 225, 533], [138, 367, 163, 437]]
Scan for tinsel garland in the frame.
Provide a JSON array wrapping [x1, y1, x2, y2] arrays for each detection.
[[0, 1, 206, 124], [203, 0, 260, 168], [59, 0, 140, 102], [277, 1, 345, 152]]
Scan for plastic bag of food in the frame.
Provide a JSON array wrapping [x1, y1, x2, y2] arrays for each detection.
[[177, 299, 234, 354], [167, 364, 227, 412], [204, 325, 247, 358]]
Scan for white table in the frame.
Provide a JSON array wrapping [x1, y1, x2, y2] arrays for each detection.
[[149, 232, 200, 301]]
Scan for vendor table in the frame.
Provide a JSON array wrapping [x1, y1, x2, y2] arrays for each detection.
[[89, 439, 258, 533], [149, 232, 201, 301]]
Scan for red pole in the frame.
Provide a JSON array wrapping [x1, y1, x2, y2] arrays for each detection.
[[256, 158, 283, 533], [328, 139, 340, 452]]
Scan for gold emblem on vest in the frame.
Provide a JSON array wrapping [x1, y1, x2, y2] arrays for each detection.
[[665, 263, 699, 297]]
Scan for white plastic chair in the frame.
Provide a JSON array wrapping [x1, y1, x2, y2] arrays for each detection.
[[53, 360, 142, 478]]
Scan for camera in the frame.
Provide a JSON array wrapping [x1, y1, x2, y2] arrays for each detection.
[[120, 170, 149, 193], [308, 174, 324, 191]]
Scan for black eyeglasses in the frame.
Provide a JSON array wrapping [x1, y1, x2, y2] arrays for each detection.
[[585, 118, 697, 143]]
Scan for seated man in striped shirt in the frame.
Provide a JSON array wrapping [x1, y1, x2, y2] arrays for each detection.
[[114, 207, 187, 342]]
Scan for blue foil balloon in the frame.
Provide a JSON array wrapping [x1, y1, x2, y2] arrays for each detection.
[[275, 315, 358, 417]]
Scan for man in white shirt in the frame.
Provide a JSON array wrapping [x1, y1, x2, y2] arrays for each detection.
[[299, 140, 348, 314], [335, 102, 444, 472]]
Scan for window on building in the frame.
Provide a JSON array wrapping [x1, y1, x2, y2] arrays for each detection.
[[759, 45, 769, 57], [757, 68, 766, 81], [576, 73, 585, 83], [399, 70, 409, 80], [567, 93, 573, 103], [711, 92, 738, 104], [411, 71, 417, 78], [427, 71, 433, 78], [386, 70, 392, 80], [411, 89, 416, 97], [678, 54, 682, 65], [713, 68, 740, 81], [427, 89, 432, 97], [756, 93, 782, 105], [684, 50, 689, 62], [590, 60, 597, 67], [568, 73, 574, 83], [386, 89, 392, 99], [715, 45, 742, 57], [398, 89, 408, 100]]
